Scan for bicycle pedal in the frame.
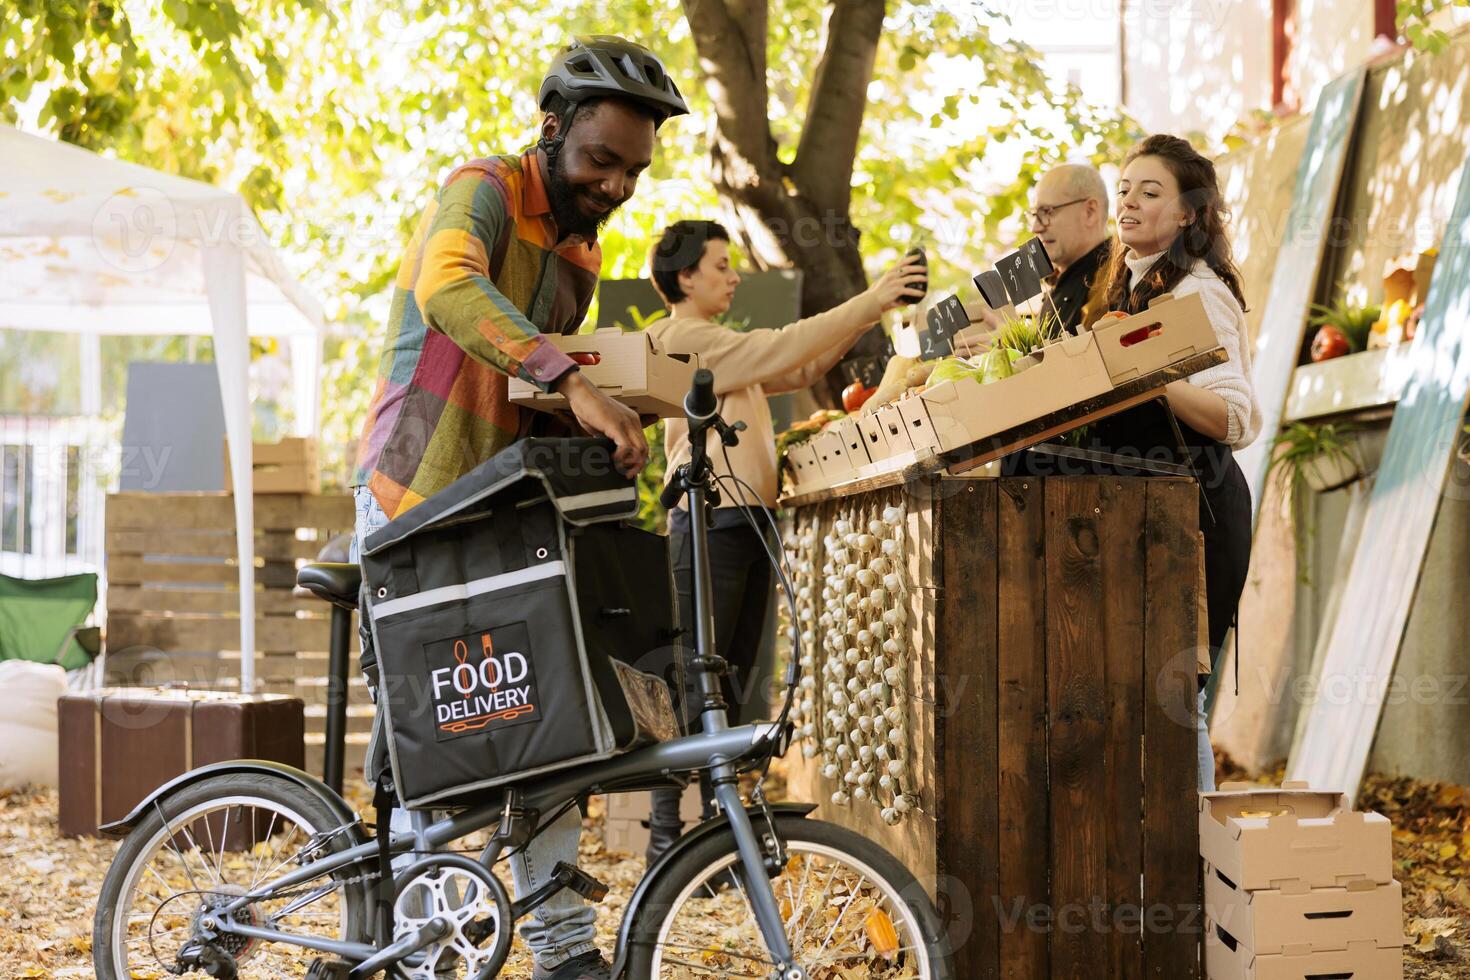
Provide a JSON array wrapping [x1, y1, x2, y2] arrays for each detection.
[[552, 861, 609, 902], [306, 957, 352, 980]]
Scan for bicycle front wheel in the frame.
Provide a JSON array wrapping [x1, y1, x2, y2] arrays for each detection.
[[625, 813, 952, 979]]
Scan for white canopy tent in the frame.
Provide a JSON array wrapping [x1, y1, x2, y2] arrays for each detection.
[[0, 124, 326, 692]]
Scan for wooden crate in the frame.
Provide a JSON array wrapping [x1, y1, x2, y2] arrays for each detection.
[[224, 438, 321, 494], [103, 492, 371, 735], [785, 476, 1203, 980]]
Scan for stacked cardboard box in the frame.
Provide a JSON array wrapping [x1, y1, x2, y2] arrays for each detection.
[[1201, 781, 1405, 980], [507, 327, 699, 418], [602, 784, 704, 858]]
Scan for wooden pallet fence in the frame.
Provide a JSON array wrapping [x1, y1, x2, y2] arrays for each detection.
[[104, 492, 370, 732]]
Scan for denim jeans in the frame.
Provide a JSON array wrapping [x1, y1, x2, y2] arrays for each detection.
[[1197, 689, 1216, 792], [351, 486, 597, 969]]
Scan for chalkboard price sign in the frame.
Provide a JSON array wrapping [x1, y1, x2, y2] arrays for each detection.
[[995, 249, 1043, 306], [1021, 237, 1054, 281], [843, 353, 887, 389], [922, 294, 968, 359], [973, 270, 1008, 310]]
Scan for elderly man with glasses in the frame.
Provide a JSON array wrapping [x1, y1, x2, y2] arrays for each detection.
[[1027, 162, 1113, 333]]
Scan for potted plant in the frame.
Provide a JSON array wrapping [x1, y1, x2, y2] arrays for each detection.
[[1266, 421, 1367, 583], [1307, 299, 1380, 361], [990, 311, 1061, 372]]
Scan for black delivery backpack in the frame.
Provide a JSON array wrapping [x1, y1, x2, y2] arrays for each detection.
[[359, 438, 681, 809]]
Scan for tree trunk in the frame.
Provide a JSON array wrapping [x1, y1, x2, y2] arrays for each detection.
[[682, 0, 890, 401]]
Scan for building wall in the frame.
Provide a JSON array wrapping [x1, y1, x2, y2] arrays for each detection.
[[1119, 0, 1275, 140], [1286, 0, 1380, 112]]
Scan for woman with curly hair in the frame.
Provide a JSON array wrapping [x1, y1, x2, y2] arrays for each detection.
[[1099, 134, 1261, 791]]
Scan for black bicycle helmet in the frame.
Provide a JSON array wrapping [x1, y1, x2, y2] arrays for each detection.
[[538, 35, 690, 129]]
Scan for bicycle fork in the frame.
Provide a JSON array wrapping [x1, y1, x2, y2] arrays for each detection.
[[708, 772, 805, 979]]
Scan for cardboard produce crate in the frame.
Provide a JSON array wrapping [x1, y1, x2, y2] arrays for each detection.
[[605, 785, 703, 822], [873, 402, 916, 458], [906, 331, 1113, 453], [1091, 291, 1220, 385], [1205, 921, 1403, 980], [507, 328, 698, 418], [784, 442, 822, 493], [834, 416, 873, 472], [855, 410, 895, 462], [602, 784, 703, 856], [1205, 864, 1403, 956], [223, 437, 320, 494], [1199, 783, 1393, 892], [812, 426, 861, 483]]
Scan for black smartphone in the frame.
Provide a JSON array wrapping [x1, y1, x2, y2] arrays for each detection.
[[901, 246, 928, 307]]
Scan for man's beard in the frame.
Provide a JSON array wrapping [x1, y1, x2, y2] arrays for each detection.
[[547, 151, 622, 240]]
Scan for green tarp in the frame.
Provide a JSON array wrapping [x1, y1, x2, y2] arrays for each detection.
[[0, 571, 98, 670]]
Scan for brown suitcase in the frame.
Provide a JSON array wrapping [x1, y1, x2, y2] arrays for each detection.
[[58, 689, 305, 838]]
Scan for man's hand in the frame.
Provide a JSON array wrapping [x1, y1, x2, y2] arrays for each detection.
[[555, 371, 650, 475]]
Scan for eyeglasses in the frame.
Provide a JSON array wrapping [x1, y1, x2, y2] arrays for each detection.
[[1027, 198, 1088, 226]]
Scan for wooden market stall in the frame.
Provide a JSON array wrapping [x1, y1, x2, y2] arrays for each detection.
[[778, 345, 1223, 978]]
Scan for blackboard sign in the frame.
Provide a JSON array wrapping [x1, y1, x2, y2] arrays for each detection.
[[1021, 237, 1054, 281], [995, 248, 1043, 306], [843, 352, 888, 389], [922, 294, 968, 359], [973, 270, 1008, 310]]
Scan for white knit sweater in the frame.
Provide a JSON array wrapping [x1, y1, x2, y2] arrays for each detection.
[[1124, 250, 1262, 449]]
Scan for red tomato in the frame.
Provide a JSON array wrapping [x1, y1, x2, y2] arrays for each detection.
[[1310, 325, 1350, 362], [842, 382, 877, 413]]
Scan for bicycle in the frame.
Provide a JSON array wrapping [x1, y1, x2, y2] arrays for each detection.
[[92, 368, 954, 979]]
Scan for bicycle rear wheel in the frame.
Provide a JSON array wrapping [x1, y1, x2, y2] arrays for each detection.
[[93, 771, 373, 979], [625, 813, 952, 979]]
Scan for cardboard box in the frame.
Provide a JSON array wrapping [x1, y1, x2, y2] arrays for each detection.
[[602, 784, 704, 856], [812, 426, 859, 483], [507, 328, 699, 418], [785, 442, 823, 493], [834, 416, 873, 470], [910, 331, 1113, 453], [1205, 919, 1403, 980], [1382, 249, 1437, 308], [604, 785, 703, 822], [1206, 864, 1404, 955], [1091, 292, 1220, 385], [874, 402, 916, 456], [1199, 783, 1393, 891], [223, 437, 320, 494], [604, 816, 650, 856], [856, 411, 895, 462]]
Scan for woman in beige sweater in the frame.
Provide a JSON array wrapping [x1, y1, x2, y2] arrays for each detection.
[[643, 220, 925, 861]]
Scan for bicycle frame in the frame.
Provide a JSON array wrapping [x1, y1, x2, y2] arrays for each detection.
[[194, 371, 811, 976]]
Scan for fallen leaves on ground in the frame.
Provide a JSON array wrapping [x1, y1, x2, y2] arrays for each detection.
[[0, 783, 643, 979]]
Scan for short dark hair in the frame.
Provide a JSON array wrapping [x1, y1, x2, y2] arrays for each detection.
[[543, 93, 661, 135], [650, 220, 730, 304]]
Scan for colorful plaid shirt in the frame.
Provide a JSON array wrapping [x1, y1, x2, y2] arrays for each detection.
[[353, 149, 600, 518]]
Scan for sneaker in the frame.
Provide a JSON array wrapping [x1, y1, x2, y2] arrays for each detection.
[[532, 951, 612, 980]]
